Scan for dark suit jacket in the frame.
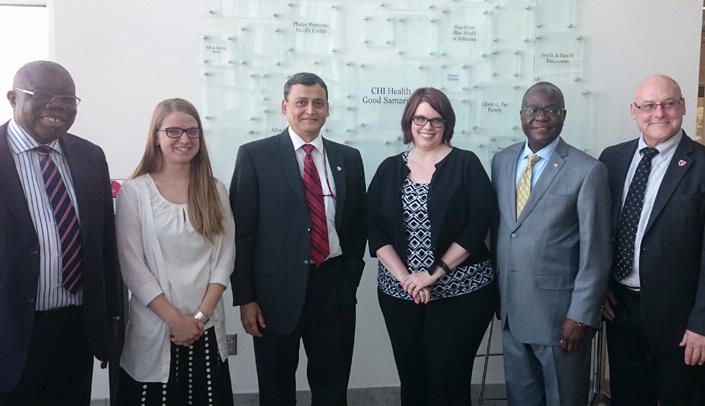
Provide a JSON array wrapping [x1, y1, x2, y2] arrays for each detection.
[[229, 130, 366, 335], [600, 132, 705, 348], [0, 121, 122, 392]]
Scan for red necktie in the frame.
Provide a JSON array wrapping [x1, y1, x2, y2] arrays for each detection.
[[302, 144, 329, 266], [36, 146, 83, 294]]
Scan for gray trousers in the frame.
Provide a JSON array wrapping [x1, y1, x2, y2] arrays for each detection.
[[502, 321, 591, 406]]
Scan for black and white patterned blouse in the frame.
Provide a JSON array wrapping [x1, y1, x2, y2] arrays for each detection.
[[378, 151, 494, 301]]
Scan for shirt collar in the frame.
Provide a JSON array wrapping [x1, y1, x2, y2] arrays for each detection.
[[288, 127, 324, 153], [637, 129, 682, 159], [8, 118, 62, 155], [519, 135, 560, 163]]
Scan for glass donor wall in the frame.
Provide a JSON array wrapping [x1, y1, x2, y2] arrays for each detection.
[[201, 0, 593, 180]]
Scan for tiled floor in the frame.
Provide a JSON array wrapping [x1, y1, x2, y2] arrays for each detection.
[[91, 385, 612, 405], [230, 385, 509, 405]]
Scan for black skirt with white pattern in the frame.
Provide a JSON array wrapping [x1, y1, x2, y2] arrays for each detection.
[[116, 327, 234, 406]]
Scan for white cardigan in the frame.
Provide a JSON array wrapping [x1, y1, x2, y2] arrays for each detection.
[[116, 174, 235, 382]]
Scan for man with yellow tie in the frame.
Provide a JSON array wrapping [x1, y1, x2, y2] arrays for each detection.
[[491, 82, 612, 406]]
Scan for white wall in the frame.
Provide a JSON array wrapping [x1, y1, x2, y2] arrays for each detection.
[[43, 0, 703, 399]]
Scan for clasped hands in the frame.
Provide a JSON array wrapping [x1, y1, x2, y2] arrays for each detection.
[[168, 313, 206, 347], [400, 271, 436, 305]]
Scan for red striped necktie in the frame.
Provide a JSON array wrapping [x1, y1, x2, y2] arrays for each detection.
[[302, 144, 329, 266], [35, 146, 83, 294]]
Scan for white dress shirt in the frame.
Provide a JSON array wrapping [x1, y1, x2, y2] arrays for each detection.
[[619, 130, 682, 288], [8, 118, 83, 309], [288, 127, 342, 260]]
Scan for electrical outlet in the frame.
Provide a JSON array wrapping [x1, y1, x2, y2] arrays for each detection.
[[226, 334, 237, 356]]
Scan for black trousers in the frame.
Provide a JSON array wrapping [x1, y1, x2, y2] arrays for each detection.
[[606, 284, 705, 406], [378, 280, 498, 406], [0, 306, 94, 406], [253, 263, 356, 406]]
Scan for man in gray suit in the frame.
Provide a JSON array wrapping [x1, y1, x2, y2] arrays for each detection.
[[491, 82, 612, 405]]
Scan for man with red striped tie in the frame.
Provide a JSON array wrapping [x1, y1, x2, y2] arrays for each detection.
[[0, 61, 122, 405], [230, 72, 367, 406]]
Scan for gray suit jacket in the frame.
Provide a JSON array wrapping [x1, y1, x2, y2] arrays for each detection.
[[491, 137, 612, 346]]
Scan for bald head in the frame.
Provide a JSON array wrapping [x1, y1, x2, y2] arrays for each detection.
[[523, 82, 565, 108], [7, 60, 77, 144], [13, 61, 73, 90], [633, 74, 682, 102], [631, 74, 685, 147]]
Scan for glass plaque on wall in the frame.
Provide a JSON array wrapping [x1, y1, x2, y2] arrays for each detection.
[[534, 31, 584, 81], [205, 0, 279, 19], [535, 0, 576, 32]]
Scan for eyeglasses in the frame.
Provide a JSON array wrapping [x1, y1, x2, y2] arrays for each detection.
[[412, 115, 446, 128], [633, 98, 683, 113], [14, 87, 81, 107], [158, 127, 202, 138], [520, 107, 564, 117]]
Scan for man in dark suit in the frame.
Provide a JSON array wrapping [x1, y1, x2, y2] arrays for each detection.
[[0, 61, 122, 405], [229, 72, 366, 406], [600, 74, 705, 405]]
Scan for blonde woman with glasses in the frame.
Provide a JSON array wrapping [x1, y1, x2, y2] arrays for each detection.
[[115, 98, 235, 405]]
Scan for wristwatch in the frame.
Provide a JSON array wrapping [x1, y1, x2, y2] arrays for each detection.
[[429, 259, 452, 276], [193, 310, 210, 324]]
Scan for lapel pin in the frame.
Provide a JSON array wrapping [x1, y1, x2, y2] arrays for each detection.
[[678, 160, 686, 167], [553, 163, 559, 168], [336, 166, 342, 171]]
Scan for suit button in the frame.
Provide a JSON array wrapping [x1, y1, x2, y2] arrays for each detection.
[[30, 247, 39, 255], [307, 228, 311, 233], [27, 296, 35, 303], [304, 260, 310, 265], [510, 233, 517, 239]]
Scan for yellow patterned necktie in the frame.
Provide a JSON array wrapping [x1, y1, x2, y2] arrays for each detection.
[[516, 154, 541, 219]]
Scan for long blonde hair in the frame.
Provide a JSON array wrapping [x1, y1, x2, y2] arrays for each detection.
[[131, 98, 224, 243]]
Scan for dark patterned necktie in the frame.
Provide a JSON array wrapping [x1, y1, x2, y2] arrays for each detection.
[[614, 147, 659, 281], [302, 144, 329, 266], [36, 146, 83, 294]]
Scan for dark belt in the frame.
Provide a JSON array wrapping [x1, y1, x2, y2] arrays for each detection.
[[35, 305, 82, 318], [309, 256, 340, 272], [615, 282, 641, 295]]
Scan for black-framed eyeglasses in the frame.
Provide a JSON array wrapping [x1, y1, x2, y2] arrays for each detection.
[[633, 98, 683, 113], [158, 127, 203, 138], [14, 87, 81, 107], [520, 106, 564, 117], [412, 115, 446, 128]]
